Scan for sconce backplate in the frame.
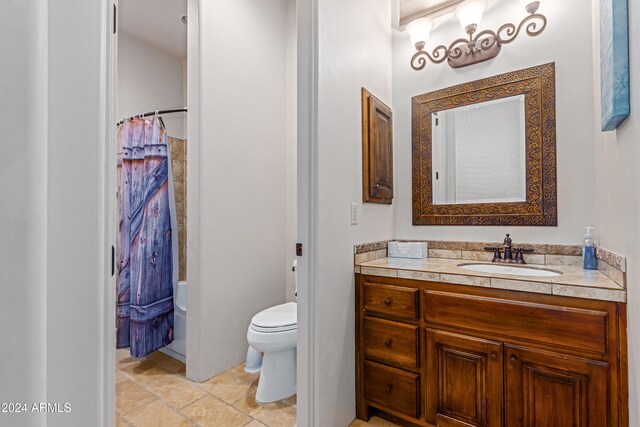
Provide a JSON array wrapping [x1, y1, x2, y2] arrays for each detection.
[[448, 42, 501, 68]]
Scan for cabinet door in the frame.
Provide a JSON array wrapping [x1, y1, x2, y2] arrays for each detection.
[[361, 88, 393, 204], [505, 345, 609, 427], [426, 329, 503, 427]]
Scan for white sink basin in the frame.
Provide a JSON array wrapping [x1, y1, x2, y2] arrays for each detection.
[[457, 263, 562, 277]]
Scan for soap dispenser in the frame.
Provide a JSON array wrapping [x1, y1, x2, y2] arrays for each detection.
[[583, 227, 596, 270]]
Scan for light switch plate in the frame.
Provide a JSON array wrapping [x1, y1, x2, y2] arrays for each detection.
[[350, 202, 359, 225]]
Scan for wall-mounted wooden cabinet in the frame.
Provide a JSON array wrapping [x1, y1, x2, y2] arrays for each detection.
[[361, 88, 393, 204], [355, 274, 628, 427]]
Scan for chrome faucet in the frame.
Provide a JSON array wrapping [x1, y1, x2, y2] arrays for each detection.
[[484, 234, 534, 264]]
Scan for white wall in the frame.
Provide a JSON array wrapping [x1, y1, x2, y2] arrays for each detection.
[[286, 0, 298, 302], [47, 0, 109, 424], [0, 1, 109, 426], [592, 0, 639, 424], [0, 1, 47, 425], [188, 0, 290, 381], [313, 0, 394, 424], [393, 0, 596, 244], [118, 32, 186, 139]]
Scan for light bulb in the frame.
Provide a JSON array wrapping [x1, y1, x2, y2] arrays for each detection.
[[406, 17, 435, 51], [519, 0, 543, 14], [455, 0, 488, 34]]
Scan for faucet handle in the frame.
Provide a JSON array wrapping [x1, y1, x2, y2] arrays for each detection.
[[518, 247, 535, 253], [514, 249, 525, 263], [483, 247, 502, 262]]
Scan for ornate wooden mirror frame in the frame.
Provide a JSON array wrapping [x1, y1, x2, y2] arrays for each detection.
[[412, 62, 557, 226]]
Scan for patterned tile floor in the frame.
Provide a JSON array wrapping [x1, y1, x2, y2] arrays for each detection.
[[349, 417, 400, 426], [116, 349, 296, 427], [116, 348, 397, 427]]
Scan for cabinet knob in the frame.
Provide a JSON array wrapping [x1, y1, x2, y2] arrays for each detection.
[[385, 384, 393, 393], [384, 339, 393, 347], [490, 353, 498, 361], [510, 356, 518, 365], [384, 297, 393, 306]]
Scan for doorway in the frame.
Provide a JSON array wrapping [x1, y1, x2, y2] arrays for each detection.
[[113, 0, 192, 421], [107, 0, 315, 426]]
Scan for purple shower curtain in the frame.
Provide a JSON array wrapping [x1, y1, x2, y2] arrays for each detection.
[[116, 117, 174, 357]]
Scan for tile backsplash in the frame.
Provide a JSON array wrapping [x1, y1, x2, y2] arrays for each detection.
[[168, 137, 187, 282]]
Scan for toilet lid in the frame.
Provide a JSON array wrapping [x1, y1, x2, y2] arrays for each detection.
[[251, 302, 297, 329]]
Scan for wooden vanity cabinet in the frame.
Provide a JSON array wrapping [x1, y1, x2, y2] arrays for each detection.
[[355, 274, 628, 427]]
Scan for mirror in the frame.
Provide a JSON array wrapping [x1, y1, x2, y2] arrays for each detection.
[[432, 95, 526, 205], [412, 63, 557, 226]]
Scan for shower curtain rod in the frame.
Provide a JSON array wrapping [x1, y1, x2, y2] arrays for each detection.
[[117, 107, 187, 126]]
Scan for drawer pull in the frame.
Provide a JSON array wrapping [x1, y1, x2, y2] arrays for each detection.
[[384, 339, 393, 347], [510, 355, 518, 365], [491, 352, 498, 361], [385, 383, 394, 393], [384, 297, 393, 306]]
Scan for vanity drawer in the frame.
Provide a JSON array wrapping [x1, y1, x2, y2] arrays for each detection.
[[364, 282, 419, 320], [364, 317, 418, 368], [364, 360, 419, 418], [424, 290, 608, 354]]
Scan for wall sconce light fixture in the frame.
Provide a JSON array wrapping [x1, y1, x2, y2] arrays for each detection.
[[407, 0, 547, 70]]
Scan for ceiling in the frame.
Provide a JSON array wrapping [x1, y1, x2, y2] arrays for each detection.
[[118, 0, 187, 59], [399, 0, 463, 26]]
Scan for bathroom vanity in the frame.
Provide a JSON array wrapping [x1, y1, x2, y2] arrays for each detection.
[[354, 254, 628, 427], [354, 60, 630, 427]]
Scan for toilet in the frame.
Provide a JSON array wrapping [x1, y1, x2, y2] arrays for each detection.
[[246, 261, 297, 403]]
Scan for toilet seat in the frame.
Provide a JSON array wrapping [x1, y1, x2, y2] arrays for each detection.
[[250, 323, 297, 333], [250, 302, 297, 333]]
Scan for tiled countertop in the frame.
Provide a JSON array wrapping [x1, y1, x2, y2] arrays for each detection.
[[355, 257, 626, 303]]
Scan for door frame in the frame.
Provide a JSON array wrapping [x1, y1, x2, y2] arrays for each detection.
[[102, 0, 117, 426], [101, 0, 318, 425], [184, 0, 200, 383], [296, 0, 317, 425]]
